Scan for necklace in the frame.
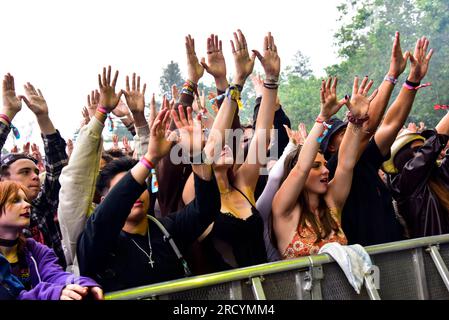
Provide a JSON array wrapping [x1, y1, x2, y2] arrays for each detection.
[[131, 228, 155, 268]]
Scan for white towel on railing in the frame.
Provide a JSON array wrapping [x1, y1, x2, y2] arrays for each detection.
[[318, 243, 373, 294]]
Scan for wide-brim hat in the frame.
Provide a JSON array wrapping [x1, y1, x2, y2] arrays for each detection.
[[382, 132, 425, 174], [320, 117, 348, 160]]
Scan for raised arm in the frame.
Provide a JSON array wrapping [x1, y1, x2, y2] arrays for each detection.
[[58, 90, 104, 270], [375, 36, 433, 156], [363, 32, 409, 140], [326, 77, 378, 210], [1, 74, 23, 149], [272, 77, 348, 217], [236, 32, 279, 191], [204, 30, 255, 162]]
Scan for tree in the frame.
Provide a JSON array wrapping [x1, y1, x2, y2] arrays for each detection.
[[160, 61, 183, 99], [287, 50, 313, 78]]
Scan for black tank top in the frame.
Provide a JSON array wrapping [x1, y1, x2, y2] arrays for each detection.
[[202, 185, 267, 271]]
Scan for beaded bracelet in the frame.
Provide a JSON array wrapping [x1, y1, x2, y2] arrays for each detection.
[[347, 111, 369, 125]]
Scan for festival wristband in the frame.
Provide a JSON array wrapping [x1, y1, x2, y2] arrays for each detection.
[[97, 106, 108, 115], [140, 156, 155, 171], [0, 114, 12, 126], [403, 81, 431, 90], [317, 122, 332, 143], [384, 75, 398, 85]]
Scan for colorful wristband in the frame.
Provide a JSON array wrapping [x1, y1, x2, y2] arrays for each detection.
[[97, 106, 108, 115], [140, 156, 155, 171], [384, 75, 398, 85], [0, 114, 12, 126], [317, 122, 332, 143], [403, 81, 431, 90]]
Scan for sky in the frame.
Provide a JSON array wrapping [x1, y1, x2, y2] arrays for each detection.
[[0, 0, 342, 149]]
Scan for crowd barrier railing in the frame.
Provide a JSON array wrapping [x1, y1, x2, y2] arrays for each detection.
[[105, 234, 449, 300]]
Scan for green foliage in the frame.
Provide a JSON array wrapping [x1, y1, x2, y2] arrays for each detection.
[[159, 61, 183, 99], [275, 0, 449, 130]]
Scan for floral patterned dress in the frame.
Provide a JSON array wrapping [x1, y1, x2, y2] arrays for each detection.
[[282, 208, 347, 259]]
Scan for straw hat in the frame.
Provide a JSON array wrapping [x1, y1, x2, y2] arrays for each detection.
[[382, 132, 425, 174]]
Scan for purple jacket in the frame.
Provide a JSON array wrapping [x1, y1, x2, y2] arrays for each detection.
[[18, 239, 99, 300]]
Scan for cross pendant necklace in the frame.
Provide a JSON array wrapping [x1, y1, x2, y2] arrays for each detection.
[[131, 228, 155, 269]]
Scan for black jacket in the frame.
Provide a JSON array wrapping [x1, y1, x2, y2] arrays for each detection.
[[77, 171, 220, 292], [388, 130, 449, 238]]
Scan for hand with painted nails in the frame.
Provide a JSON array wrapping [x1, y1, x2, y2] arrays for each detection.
[[231, 29, 256, 85], [408, 36, 433, 83], [318, 77, 348, 121]]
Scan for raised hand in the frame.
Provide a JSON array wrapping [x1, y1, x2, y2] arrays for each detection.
[[171, 105, 204, 157], [388, 32, 410, 78], [171, 84, 179, 102], [123, 73, 146, 115], [122, 136, 132, 154], [347, 76, 378, 121], [86, 90, 100, 118], [147, 108, 172, 161], [251, 74, 264, 97], [2, 73, 22, 118], [111, 99, 130, 118], [21, 83, 48, 117], [252, 32, 280, 81], [185, 35, 205, 84], [407, 122, 418, 133], [98, 65, 123, 112], [419, 121, 426, 132], [230, 29, 255, 85], [408, 37, 433, 83], [318, 77, 348, 121], [112, 134, 119, 150], [201, 34, 227, 81], [66, 139, 74, 159], [31, 143, 45, 172], [22, 142, 31, 155], [284, 123, 308, 146]]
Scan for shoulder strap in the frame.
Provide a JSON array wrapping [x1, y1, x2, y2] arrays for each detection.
[[147, 215, 192, 277], [231, 184, 257, 210]]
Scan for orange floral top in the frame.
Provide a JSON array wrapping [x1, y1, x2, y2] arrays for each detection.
[[282, 208, 347, 259]]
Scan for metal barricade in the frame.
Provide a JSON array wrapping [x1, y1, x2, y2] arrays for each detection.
[[105, 234, 449, 300]]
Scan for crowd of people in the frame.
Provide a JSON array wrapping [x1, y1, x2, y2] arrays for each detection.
[[0, 30, 448, 300]]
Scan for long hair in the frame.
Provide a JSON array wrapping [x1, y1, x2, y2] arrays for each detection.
[[272, 147, 339, 244], [429, 176, 449, 216], [0, 181, 29, 256]]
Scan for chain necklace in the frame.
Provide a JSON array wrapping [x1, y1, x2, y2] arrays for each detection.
[[131, 228, 155, 268]]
